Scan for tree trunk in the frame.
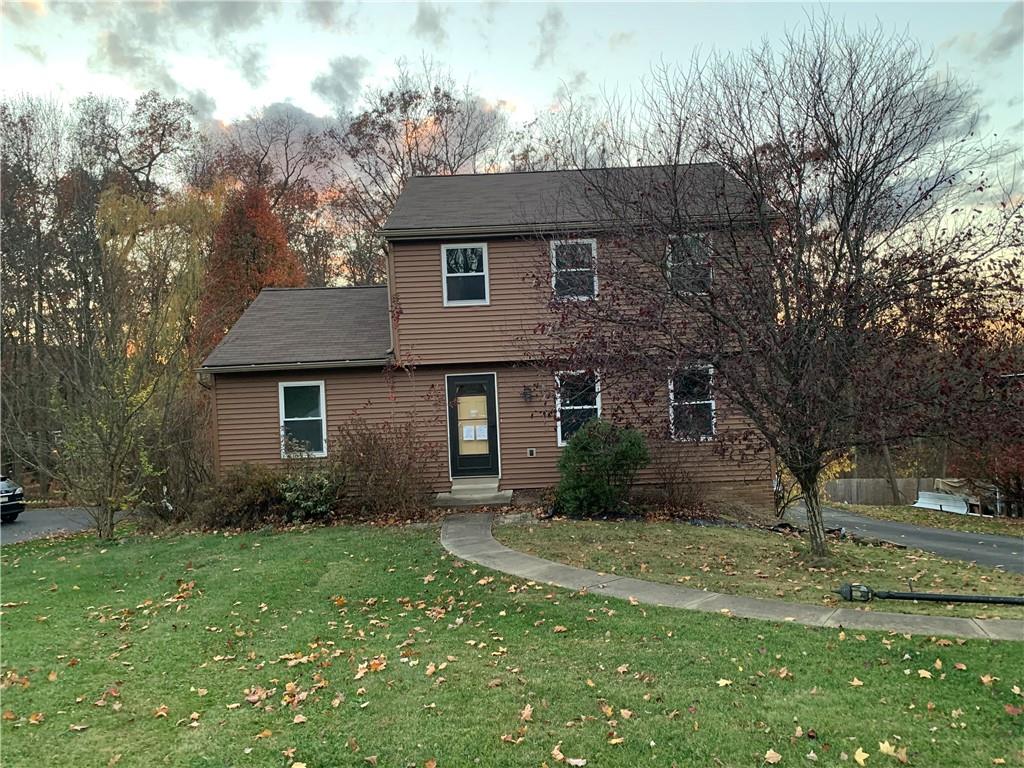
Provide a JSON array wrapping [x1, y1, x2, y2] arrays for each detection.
[[94, 505, 116, 540], [803, 478, 830, 558], [881, 443, 903, 505]]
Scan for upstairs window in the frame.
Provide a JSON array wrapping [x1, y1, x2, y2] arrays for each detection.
[[551, 239, 597, 300], [442, 244, 489, 306], [667, 234, 712, 294], [279, 381, 327, 457], [555, 371, 601, 446], [670, 366, 715, 440]]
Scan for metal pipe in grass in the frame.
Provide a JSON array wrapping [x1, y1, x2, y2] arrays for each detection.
[[835, 582, 1024, 606]]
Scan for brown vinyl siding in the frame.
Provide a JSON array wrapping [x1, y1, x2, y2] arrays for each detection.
[[389, 238, 551, 365], [211, 363, 772, 504]]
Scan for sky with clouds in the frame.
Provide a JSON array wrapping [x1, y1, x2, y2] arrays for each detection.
[[1, 1, 1021, 141]]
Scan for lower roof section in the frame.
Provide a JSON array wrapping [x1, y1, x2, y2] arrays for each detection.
[[200, 285, 392, 372]]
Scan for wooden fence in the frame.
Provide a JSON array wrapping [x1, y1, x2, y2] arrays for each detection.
[[824, 478, 935, 506]]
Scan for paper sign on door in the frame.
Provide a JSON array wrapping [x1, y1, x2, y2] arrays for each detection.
[[462, 425, 475, 441], [475, 425, 488, 440]]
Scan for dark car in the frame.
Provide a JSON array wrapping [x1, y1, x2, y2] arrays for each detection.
[[1, 476, 25, 523]]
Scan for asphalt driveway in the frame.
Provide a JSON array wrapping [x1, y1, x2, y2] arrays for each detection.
[[786, 505, 1024, 574], [0, 507, 96, 545]]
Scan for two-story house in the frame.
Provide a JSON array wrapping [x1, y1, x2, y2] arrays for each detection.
[[200, 167, 773, 507]]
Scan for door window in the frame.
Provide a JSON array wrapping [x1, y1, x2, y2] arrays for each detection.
[[455, 384, 489, 456]]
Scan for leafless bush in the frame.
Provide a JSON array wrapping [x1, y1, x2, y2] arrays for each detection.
[[651, 449, 708, 513], [329, 417, 439, 520]]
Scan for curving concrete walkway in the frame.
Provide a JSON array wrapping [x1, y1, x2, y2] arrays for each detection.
[[441, 512, 1024, 642]]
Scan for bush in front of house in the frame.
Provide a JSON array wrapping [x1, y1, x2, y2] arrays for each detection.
[[280, 461, 344, 522], [330, 417, 436, 520], [199, 460, 343, 529], [555, 419, 650, 517], [200, 462, 289, 529]]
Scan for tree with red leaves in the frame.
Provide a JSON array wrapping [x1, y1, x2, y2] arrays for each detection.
[[198, 184, 305, 353]]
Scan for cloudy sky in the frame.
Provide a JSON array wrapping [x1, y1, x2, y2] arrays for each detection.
[[1, 1, 1022, 139]]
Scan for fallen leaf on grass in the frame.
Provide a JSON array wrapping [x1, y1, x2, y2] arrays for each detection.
[[255, 729, 272, 740], [854, 746, 870, 766], [28, 712, 44, 725], [879, 741, 908, 764], [917, 669, 933, 679], [2, 710, 17, 721], [520, 703, 533, 722], [765, 748, 782, 764], [47, 671, 57, 682], [1004, 704, 1023, 717], [849, 678, 864, 687], [69, 723, 89, 732], [364, 756, 378, 766], [553, 625, 568, 633], [717, 679, 733, 687], [293, 714, 307, 724], [153, 705, 169, 718], [551, 742, 587, 766], [954, 663, 967, 671]]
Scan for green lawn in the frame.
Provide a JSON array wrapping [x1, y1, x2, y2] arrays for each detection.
[[1, 524, 1022, 768], [829, 502, 1024, 538], [496, 519, 1024, 620]]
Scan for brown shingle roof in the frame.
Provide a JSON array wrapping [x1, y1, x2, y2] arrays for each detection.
[[201, 286, 392, 371], [381, 164, 754, 239]]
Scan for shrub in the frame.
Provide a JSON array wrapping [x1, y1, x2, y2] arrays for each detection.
[[555, 419, 650, 517], [650, 445, 707, 513], [279, 463, 343, 522], [330, 417, 436, 520], [199, 462, 287, 529]]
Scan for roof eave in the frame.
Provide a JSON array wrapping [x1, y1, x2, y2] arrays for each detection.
[[198, 356, 393, 375], [381, 213, 768, 242], [380, 221, 604, 241]]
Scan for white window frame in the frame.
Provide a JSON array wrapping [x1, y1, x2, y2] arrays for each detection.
[[555, 370, 602, 447], [550, 238, 598, 301], [665, 232, 713, 295], [278, 380, 328, 458], [668, 365, 716, 442], [441, 243, 490, 306]]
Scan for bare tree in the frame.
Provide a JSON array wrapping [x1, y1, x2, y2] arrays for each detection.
[[529, 19, 1023, 555], [73, 90, 197, 200], [327, 60, 509, 280], [2, 94, 212, 530], [20, 189, 214, 537]]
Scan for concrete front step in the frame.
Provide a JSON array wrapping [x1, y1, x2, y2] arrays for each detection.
[[434, 491, 513, 508], [435, 477, 511, 507]]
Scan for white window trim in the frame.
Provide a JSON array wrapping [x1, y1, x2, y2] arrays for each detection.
[[550, 238, 598, 301], [278, 380, 328, 458], [668, 365, 716, 442], [665, 232, 713, 296], [555, 370, 602, 447], [441, 243, 490, 306]]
